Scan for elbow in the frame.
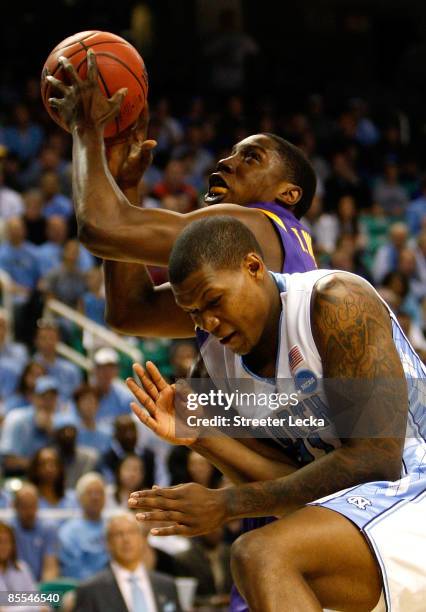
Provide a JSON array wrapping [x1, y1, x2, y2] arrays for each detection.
[[77, 221, 115, 259]]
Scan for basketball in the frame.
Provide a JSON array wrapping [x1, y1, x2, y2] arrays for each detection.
[[41, 30, 148, 139]]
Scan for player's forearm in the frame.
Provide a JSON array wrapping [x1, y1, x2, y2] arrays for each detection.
[[72, 127, 183, 263], [221, 439, 402, 519], [192, 435, 298, 485]]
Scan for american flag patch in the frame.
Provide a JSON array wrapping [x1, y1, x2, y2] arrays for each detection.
[[289, 345, 304, 372]]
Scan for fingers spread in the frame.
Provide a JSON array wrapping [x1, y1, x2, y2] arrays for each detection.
[[46, 75, 69, 94], [58, 56, 82, 85], [136, 510, 186, 523], [148, 524, 193, 537], [146, 361, 168, 392]]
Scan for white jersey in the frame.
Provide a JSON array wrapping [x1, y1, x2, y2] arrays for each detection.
[[200, 269, 426, 611]]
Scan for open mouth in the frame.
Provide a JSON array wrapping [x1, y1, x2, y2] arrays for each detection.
[[205, 173, 229, 204]]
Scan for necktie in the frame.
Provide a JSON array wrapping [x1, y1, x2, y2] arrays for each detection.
[[128, 573, 149, 612]]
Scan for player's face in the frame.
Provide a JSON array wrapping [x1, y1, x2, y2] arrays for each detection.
[[173, 260, 270, 355], [205, 134, 286, 205]]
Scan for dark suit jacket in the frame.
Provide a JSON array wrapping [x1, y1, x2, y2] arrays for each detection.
[[74, 564, 181, 612]]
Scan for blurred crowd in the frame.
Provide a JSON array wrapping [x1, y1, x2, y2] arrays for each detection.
[[0, 31, 426, 609]]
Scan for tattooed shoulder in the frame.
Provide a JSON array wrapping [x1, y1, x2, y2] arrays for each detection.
[[311, 273, 402, 378]]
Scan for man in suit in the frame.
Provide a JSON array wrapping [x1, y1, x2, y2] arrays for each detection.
[[73, 512, 181, 612]]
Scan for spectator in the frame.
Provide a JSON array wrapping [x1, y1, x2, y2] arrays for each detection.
[[381, 271, 421, 327], [39, 170, 72, 219], [186, 450, 221, 488], [33, 320, 82, 400], [313, 194, 366, 255], [0, 521, 40, 609], [0, 216, 40, 304], [39, 239, 87, 308], [359, 202, 391, 268], [372, 222, 409, 284], [0, 160, 24, 220], [90, 348, 133, 430], [11, 484, 59, 581], [373, 162, 409, 219], [38, 215, 94, 277], [0, 307, 28, 369], [53, 416, 98, 489], [19, 146, 71, 195], [58, 472, 108, 581], [1, 104, 43, 162], [106, 454, 147, 511], [151, 98, 183, 152], [175, 527, 232, 601], [0, 376, 59, 476], [323, 151, 370, 212], [151, 159, 198, 212], [97, 414, 154, 488], [406, 176, 426, 236], [21, 188, 47, 245], [74, 512, 181, 612], [169, 340, 198, 381], [28, 446, 77, 513], [79, 266, 106, 327], [4, 360, 45, 413], [173, 122, 214, 189], [73, 384, 110, 455]]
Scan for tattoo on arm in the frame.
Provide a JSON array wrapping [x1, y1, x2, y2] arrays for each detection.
[[223, 274, 408, 519]]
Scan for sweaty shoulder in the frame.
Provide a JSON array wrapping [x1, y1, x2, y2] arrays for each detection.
[[187, 203, 283, 271]]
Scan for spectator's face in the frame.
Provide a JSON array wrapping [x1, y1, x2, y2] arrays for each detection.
[[77, 391, 99, 421], [6, 217, 26, 245], [118, 456, 145, 490], [338, 196, 356, 220], [80, 481, 105, 518], [62, 240, 79, 266], [107, 517, 145, 567], [173, 261, 270, 356], [23, 363, 45, 392], [15, 105, 30, 126], [398, 249, 416, 276], [40, 172, 60, 197], [205, 135, 290, 207], [46, 216, 67, 243], [116, 421, 137, 452], [95, 363, 118, 388], [36, 448, 61, 483], [0, 528, 13, 564], [164, 161, 185, 191], [390, 226, 408, 249], [35, 328, 58, 355], [24, 191, 43, 219], [15, 490, 38, 529], [187, 451, 214, 486], [171, 343, 197, 378], [34, 390, 57, 413]]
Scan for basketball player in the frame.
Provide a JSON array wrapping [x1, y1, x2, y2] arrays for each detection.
[[48, 51, 316, 611], [126, 216, 425, 612]]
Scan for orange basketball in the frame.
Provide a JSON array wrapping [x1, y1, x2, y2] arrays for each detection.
[[41, 30, 148, 139]]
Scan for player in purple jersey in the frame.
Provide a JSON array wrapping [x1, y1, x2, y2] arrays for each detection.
[[48, 53, 317, 611]]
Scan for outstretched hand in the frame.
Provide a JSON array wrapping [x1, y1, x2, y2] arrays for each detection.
[[47, 49, 127, 133], [128, 482, 228, 537], [126, 361, 199, 446]]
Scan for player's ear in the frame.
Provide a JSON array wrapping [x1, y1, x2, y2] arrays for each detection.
[[243, 252, 265, 279], [276, 182, 302, 208]]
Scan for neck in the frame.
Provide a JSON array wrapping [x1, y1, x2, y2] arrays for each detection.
[[82, 416, 96, 429], [118, 559, 141, 572], [243, 273, 281, 378]]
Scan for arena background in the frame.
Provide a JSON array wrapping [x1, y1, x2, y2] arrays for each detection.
[[0, 1, 425, 610]]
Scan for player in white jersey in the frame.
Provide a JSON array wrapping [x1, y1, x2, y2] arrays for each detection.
[[127, 216, 425, 611]]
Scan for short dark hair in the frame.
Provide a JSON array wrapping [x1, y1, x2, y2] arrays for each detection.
[[169, 216, 264, 285], [262, 133, 317, 218]]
